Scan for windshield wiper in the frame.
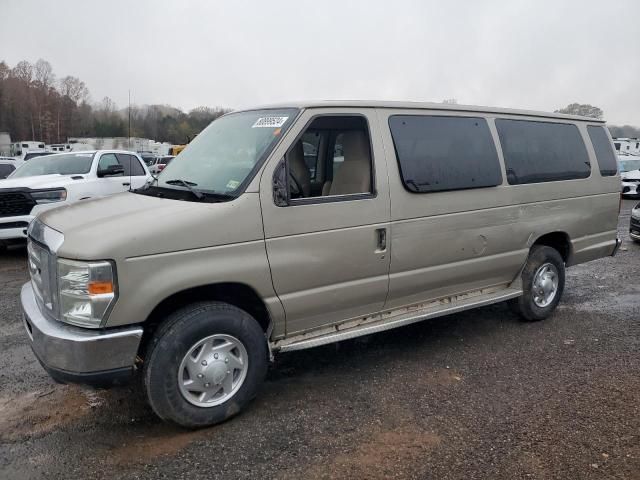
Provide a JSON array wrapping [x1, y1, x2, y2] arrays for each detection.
[[164, 179, 204, 200]]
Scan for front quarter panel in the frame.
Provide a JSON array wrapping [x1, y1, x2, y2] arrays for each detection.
[[90, 193, 283, 334]]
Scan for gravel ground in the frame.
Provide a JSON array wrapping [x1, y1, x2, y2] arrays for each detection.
[[0, 201, 639, 480]]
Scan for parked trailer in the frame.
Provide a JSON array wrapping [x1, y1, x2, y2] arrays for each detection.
[[10, 141, 46, 160]]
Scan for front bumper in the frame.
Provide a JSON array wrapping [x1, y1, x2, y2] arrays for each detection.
[[0, 214, 32, 240], [621, 181, 640, 196], [21, 282, 143, 386]]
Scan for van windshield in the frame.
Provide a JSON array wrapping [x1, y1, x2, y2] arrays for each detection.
[[10, 153, 95, 178], [619, 158, 640, 172], [155, 109, 298, 196]]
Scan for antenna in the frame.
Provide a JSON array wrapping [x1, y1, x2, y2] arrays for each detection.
[[128, 91, 132, 191], [128, 90, 131, 150]]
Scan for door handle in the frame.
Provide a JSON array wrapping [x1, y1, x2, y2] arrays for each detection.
[[122, 182, 131, 186], [376, 228, 387, 252]]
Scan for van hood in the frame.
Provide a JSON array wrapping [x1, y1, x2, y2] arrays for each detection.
[[38, 191, 264, 260], [0, 174, 81, 190], [621, 170, 640, 180]]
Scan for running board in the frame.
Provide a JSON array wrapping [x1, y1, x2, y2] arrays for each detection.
[[273, 287, 522, 352]]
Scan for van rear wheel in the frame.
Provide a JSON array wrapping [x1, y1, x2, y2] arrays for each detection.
[[143, 302, 268, 428], [509, 245, 565, 322]]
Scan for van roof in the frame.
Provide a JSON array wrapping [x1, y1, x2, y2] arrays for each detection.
[[245, 100, 606, 123]]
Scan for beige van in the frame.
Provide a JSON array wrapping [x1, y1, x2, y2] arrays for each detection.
[[21, 101, 621, 427]]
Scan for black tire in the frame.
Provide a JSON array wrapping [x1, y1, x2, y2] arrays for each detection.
[[509, 245, 565, 322], [143, 301, 268, 428]]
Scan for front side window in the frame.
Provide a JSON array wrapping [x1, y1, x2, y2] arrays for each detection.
[[496, 119, 590, 184], [156, 109, 297, 196], [11, 153, 95, 178], [284, 115, 373, 200], [389, 115, 502, 193], [587, 126, 618, 176], [98, 153, 120, 172]]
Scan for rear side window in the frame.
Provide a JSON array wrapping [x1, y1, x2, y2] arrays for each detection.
[[496, 119, 590, 184], [116, 154, 146, 176], [389, 115, 502, 193], [587, 126, 618, 176]]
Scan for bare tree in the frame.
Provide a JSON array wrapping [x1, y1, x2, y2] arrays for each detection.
[[100, 96, 116, 113], [59, 76, 89, 105], [0, 61, 10, 81], [12, 61, 33, 83], [34, 59, 55, 88], [32, 59, 56, 142]]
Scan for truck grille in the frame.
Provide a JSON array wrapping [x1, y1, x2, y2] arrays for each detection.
[[0, 192, 36, 218], [27, 239, 57, 315]]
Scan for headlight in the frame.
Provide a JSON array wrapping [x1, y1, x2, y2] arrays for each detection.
[[31, 188, 67, 204], [57, 258, 117, 328]]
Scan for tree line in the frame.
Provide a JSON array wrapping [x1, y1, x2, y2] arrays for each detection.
[[0, 59, 229, 145], [1, 59, 638, 146]]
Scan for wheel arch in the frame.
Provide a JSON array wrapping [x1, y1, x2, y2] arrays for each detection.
[[138, 282, 273, 358], [531, 231, 572, 264]]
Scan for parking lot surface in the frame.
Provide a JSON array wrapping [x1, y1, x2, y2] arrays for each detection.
[[0, 201, 639, 480]]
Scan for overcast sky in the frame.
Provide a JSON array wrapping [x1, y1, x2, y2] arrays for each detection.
[[2, 0, 639, 124]]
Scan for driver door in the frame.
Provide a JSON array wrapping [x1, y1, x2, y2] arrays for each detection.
[[259, 108, 391, 336]]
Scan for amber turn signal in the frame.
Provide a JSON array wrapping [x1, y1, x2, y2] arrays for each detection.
[[88, 281, 114, 295]]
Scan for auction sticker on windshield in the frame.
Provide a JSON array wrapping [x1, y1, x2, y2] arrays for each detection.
[[252, 116, 288, 128]]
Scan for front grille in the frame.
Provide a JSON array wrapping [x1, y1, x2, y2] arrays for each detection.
[[27, 239, 56, 315], [624, 178, 640, 184], [631, 217, 640, 231], [0, 192, 36, 218]]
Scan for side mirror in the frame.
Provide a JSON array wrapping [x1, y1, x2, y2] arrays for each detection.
[[97, 164, 125, 178], [273, 159, 289, 207]]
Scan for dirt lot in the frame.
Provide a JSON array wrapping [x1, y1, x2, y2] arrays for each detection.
[[1, 201, 639, 480]]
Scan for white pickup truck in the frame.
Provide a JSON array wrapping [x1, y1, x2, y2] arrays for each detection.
[[0, 150, 151, 246]]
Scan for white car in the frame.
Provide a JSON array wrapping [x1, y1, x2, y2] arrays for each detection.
[[0, 158, 24, 179], [0, 150, 151, 245], [619, 156, 640, 197], [148, 155, 175, 175]]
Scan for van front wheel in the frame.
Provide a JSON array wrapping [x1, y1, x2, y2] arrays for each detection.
[[143, 302, 268, 428], [509, 245, 565, 322]]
